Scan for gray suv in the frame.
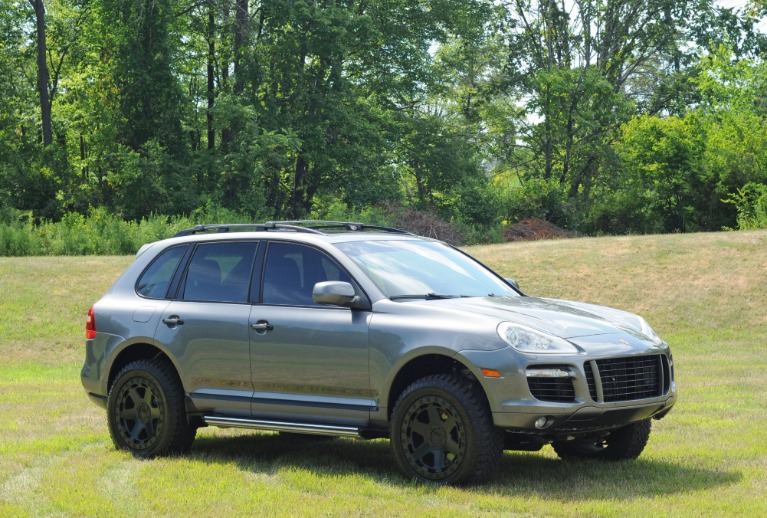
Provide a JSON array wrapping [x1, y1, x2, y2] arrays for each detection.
[[81, 221, 676, 485]]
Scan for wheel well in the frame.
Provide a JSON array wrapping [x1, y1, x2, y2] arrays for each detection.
[[107, 343, 174, 392], [387, 354, 489, 420]]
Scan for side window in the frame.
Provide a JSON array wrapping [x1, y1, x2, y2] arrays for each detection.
[[182, 242, 258, 303], [136, 246, 187, 299], [263, 242, 350, 306]]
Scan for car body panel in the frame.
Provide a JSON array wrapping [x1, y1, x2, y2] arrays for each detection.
[[81, 294, 170, 402], [156, 300, 253, 416], [82, 226, 676, 446], [248, 304, 373, 425]]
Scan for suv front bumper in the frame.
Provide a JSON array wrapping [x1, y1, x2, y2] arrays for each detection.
[[492, 389, 676, 433]]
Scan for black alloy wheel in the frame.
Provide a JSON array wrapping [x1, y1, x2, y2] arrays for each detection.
[[401, 394, 466, 479], [391, 374, 503, 485], [107, 359, 196, 457]]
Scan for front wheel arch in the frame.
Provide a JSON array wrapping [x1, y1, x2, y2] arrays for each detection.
[[386, 353, 488, 421]]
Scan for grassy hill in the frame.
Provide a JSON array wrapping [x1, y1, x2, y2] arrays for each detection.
[[1, 231, 765, 516]]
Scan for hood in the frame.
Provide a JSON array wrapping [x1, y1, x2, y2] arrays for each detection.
[[432, 295, 650, 340]]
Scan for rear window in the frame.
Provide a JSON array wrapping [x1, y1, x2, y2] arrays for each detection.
[[182, 242, 258, 303], [136, 246, 187, 299]]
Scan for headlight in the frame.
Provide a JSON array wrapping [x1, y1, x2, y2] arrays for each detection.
[[637, 316, 666, 346], [497, 322, 579, 354]]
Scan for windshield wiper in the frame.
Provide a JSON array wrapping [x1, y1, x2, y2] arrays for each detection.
[[390, 293, 460, 301]]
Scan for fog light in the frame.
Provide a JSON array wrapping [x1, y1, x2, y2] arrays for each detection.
[[534, 417, 550, 429]]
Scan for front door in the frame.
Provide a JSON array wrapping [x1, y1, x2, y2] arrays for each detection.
[[249, 241, 373, 425]]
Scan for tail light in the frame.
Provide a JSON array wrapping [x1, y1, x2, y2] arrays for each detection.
[[86, 306, 96, 339]]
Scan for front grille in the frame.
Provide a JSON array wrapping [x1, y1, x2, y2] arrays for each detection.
[[589, 355, 667, 402], [527, 377, 575, 402], [584, 362, 597, 400]]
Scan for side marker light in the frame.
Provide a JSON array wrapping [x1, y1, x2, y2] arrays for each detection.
[[481, 368, 502, 378]]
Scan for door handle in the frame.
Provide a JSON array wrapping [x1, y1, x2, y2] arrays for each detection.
[[250, 321, 273, 332], [162, 316, 185, 326]]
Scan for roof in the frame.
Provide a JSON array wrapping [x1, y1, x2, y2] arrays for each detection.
[[172, 220, 413, 238]]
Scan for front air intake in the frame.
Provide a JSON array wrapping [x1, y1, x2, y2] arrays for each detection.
[[587, 355, 668, 403], [526, 367, 576, 402]]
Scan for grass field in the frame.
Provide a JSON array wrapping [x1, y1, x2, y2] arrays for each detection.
[[1, 231, 766, 516]]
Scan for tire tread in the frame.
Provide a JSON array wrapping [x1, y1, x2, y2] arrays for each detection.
[[108, 359, 196, 457], [390, 373, 503, 485]]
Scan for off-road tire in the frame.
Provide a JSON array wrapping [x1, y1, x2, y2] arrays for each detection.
[[390, 374, 503, 485], [107, 359, 196, 457], [552, 418, 651, 460]]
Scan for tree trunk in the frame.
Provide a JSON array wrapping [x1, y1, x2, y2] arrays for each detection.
[[80, 134, 87, 179], [207, 8, 216, 152], [221, 1, 233, 151], [233, 0, 249, 95], [30, 0, 52, 147], [290, 156, 309, 219]]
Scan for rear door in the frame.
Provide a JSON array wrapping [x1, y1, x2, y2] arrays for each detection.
[[155, 241, 259, 416], [249, 241, 373, 425]]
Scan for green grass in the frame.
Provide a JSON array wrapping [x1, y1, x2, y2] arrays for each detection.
[[1, 231, 766, 516]]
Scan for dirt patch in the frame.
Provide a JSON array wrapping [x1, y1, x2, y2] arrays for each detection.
[[503, 218, 578, 242]]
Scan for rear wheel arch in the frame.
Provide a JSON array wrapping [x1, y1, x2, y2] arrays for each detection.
[[107, 343, 179, 393]]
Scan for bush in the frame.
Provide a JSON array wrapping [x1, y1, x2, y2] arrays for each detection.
[[0, 201, 502, 256], [376, 202, 465, 246], [504, 178, 571, 227], [579, 189, 656, 235], [309, 199, 394, 227], [725, 183, 767, 230], [0, 204, 255, 256]]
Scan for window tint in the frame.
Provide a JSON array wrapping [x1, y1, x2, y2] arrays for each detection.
[[136, 246, 187, 299], [263, 243, 350, 306], [335, 240, 518, 298], [183, 242, 258, 303]]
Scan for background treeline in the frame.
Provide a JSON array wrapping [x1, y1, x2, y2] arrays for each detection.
[[3, 0, 767, 252]]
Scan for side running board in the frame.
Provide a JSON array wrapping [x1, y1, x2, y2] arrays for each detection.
[[203, 416, 362, 437]]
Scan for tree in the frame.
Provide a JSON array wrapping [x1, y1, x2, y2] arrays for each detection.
[[497, 0, 700, 194], [615, 115, 704, 233], [29, 0, 52, 147], [88, 0, 191, 218]]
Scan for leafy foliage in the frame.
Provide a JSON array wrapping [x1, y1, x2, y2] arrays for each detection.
[[1, 0, 767, 253], [725, 182, 767, 229], [0, 205, 252, 256]]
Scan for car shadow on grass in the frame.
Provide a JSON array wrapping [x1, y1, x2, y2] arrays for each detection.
[[189, 431, 740, 497], [191, 431, 401, 482], [488, 452, 741, 499]]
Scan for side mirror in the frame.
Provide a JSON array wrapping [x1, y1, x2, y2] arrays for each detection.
[[313, 281, 358, 307], [505, 278, 520, 291]]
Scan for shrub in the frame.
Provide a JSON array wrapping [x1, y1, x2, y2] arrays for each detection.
[[376, 202, 465, 246], [725, 183, 767, 230], [504, 178, 571, 227], [0, 204, 255, 256]]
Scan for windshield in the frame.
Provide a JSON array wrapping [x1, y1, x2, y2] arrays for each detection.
[[334, 239, 519, 299]]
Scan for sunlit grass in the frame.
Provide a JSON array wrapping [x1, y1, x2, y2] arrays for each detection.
[[1, 231, 766, 516]]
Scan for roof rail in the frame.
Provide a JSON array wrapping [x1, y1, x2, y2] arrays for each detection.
[[172, 221, 411, 238], [264, 220, 412, 235], [172, 223, 323, 237]]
